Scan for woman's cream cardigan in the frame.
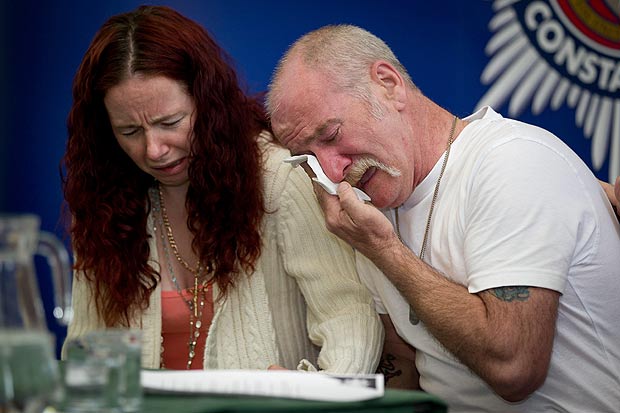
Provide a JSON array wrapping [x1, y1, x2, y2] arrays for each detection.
[[64, 134, 383, 373]]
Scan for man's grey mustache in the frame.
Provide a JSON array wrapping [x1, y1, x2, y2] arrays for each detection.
[[345, 158, 401, 186]]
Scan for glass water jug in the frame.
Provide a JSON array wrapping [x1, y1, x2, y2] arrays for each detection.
[[0, 213, 73, 412]]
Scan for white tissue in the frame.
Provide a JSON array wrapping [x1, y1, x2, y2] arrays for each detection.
[[284, 154, 371, 202]]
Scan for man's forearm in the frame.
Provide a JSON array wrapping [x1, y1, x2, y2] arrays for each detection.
[[366, 241, 556, 401]]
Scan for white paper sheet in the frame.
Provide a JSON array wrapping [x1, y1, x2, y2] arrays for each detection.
[[141, 369, 384, 402], [284, 154, 371, 202]]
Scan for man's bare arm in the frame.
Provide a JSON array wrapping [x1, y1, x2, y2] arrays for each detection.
[[371, 241, 560, 402], [316, 182, 561, 402]]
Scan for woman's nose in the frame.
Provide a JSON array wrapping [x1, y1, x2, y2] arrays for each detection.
[[145, 130, 169, 160]]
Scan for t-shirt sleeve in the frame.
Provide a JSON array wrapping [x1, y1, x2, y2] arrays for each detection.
[[464, 137, 596, 294]]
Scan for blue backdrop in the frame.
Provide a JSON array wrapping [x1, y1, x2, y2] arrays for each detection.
[[1, 0, 618, 355]]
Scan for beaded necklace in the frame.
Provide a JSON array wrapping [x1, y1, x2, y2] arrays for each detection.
[[150, 185, 212, 369]]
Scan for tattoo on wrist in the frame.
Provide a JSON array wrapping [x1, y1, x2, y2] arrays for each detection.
[[376, 353, 402, 382], [490, 286, 530, 302]]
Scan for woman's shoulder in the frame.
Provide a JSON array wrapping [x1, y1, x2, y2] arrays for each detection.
[[256, 131, 313, 209], [257, 131, 290, 167]]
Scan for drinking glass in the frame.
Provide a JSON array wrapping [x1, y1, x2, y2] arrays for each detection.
[[0, 330, 61, 413], [62, 329, 142, 413]]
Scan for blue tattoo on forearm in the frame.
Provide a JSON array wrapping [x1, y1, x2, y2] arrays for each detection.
[[490, 286, 530, 302]]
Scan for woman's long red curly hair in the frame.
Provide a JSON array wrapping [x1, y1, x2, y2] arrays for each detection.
[[61, 5, 268, 327]]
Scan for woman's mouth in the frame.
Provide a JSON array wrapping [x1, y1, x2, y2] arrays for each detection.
[[154, 157, 186, 174]]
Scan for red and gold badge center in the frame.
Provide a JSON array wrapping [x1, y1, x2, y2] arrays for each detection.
[[558, 0, 619, 49]]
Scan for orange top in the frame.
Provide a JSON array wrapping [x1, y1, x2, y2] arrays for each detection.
[[161, 288, 214, 370]]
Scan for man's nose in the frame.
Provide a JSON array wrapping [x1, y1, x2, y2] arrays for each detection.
[[314, 151, 349, 183]]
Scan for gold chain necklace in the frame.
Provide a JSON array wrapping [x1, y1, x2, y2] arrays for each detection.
[[158, 184, 203, 275], [154, 184, 212, 369], [395, 115, 458, 325]]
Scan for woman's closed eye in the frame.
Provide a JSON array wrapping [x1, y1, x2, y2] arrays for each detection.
[[120, 127, 141, 137], [161, 117, 183, 128]]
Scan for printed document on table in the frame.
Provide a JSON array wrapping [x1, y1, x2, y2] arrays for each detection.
[[141, 369, 384, 402]]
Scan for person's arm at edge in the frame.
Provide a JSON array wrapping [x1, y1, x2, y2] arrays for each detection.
[[600, 177, 620, 218]]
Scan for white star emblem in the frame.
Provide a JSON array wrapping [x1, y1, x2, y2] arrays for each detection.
[[476, 0, 620, 180]]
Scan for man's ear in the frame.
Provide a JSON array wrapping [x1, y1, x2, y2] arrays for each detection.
[[370, 60, 406, 109]]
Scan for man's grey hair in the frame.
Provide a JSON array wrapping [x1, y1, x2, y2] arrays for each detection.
[[266, 24, 416, 120]]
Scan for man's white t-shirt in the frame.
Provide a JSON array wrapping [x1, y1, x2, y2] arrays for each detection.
[[357, 106, 620, 412]]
